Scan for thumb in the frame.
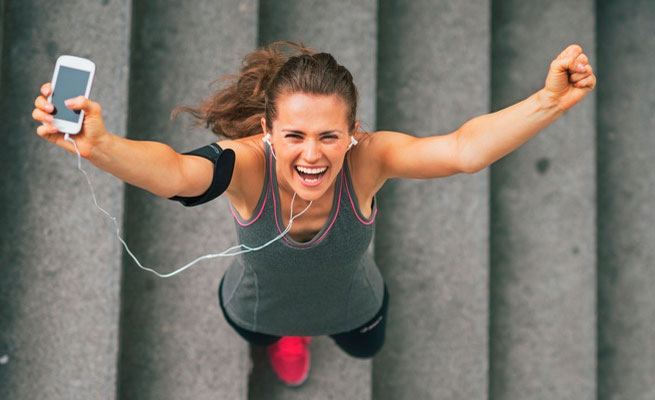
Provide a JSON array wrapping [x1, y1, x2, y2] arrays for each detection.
[[550, 44, 582, 75], [64, 96, 100, 115], [545, 44, 583, 94]]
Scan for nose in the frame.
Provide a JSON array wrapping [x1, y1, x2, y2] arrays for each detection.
[[302, 139, 321, 163]]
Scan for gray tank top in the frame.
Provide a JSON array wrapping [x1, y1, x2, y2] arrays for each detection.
[[220, 146, 385, 336]]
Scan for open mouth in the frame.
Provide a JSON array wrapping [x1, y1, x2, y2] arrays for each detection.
[[295, 166, 328, 185]]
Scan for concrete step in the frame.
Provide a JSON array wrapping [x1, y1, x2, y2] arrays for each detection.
[[596, 1, 655, 398], [1, 1, 654, 399], [489, 1, 597, 399], [374, 1, 491, 398], [116, 1, 257, 399], [0, 1, 130, 399]]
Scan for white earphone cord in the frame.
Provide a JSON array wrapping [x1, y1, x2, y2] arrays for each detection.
[[63, 133, 312, 278]]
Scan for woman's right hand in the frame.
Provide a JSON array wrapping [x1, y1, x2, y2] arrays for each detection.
[[33, 82, 108, 159]]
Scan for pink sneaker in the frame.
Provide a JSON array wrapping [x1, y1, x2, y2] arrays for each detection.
[[267, 336, 312, 387]]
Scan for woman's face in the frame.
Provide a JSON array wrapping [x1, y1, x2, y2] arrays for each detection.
[[263, 92, 358, 202]]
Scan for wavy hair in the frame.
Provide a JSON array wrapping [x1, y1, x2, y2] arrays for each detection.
[[172, 41, 359, 139]]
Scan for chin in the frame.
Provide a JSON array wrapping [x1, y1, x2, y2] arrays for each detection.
[[291, 183, 330, 202]]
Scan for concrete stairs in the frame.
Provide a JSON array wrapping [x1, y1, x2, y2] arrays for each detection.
[[1, 1, 653, 399]]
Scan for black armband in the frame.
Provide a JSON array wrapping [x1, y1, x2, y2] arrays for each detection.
[[169, 143, 235, 207]]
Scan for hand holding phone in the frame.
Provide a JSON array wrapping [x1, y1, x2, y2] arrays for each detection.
[[47, 55, 95, 133], [34, 55, 106, 157]]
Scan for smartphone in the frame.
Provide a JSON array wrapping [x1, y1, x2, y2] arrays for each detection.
[[47, 55, 95, 134]]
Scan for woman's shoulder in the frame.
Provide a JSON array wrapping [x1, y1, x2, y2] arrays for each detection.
[[348, 129, 418, 179], [217, 134, 268, 214], [217, 133, 267, 165], [347, 131, 388, 206], [349, 130, 389, 172]]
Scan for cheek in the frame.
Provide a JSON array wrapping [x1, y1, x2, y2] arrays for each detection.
[[327, 150, 347, 169], [276, 145, 302, 162]]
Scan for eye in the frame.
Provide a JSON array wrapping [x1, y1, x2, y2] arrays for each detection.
[[322, 135, 339, 140], [285, 134, 302, 140]]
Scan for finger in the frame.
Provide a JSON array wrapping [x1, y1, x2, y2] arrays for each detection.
[[41, 82, 52, 97], [65, 96, 100, 114], [569, 65, 593, 82], [565, 47, 585, 72], [557, 44, 582, 60], [574, 74, 596, 89], [34, 96, 54, 113], [576, 53, 588, 64], [33, 108, 55, 123], [552, 45, 583, 73], [550, 57, 573, 75], [573, 53, 589, 73], [582, 63, 592, 75], [36, 123, 59, 137]]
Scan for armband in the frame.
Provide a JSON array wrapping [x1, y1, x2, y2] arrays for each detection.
[[169, 143, 235, 207]]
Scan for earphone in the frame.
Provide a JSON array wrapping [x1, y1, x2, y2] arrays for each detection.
[[62, 133, 312, 278], [262, 133, 277, 159], [347, 135, 358, 150]]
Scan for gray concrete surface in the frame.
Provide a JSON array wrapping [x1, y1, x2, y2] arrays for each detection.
[[0, 0, 4, 93], [0, 1, 130, 399], [2, 2, 654, 399], [117, 1, 256, 399], [374, 1, 490, 399], [489, 1, 596, 399], [596, 1, 655, 399], [251, 1, 377, 398]]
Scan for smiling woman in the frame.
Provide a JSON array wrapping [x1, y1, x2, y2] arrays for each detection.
[[267, 92, 353, 200], [32, 40, 595, 387], [168, 42, 390, 386]]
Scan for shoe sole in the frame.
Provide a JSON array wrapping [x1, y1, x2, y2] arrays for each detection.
[[283, 362, 310, 388]]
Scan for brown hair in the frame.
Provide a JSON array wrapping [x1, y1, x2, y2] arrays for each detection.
[[172, 41, 359, 139]]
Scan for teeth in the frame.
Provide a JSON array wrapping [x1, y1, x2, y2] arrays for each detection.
[[296, 166, 327, 175]]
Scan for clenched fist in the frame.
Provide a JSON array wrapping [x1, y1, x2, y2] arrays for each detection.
[[544, 44, 597, 111]]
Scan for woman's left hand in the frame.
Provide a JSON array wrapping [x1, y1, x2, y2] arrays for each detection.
[[544, 44, 596, 111]]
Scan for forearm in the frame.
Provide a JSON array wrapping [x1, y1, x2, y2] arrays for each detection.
[[457, 89, 564, 173], [88, 133, 186, 198]]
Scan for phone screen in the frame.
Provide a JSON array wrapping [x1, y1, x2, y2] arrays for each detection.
[[52, 66, 90, 123]]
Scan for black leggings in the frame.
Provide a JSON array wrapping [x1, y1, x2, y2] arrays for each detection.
[[218, 279, 389, 359]]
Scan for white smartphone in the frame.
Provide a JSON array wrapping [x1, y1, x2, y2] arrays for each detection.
[[47, 55, 95, 134]]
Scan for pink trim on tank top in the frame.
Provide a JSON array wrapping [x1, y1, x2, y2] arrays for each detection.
[[229, 152, 269, 226], [229, 187, 268, 227], [344, 176, 377, 225], [271, 151, 342, 248]]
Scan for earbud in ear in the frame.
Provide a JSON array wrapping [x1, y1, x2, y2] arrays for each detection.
[[262, 133, 277, 159], [347, 135, 358, 151]]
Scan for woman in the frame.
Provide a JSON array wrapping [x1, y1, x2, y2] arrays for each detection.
[[32, 42, 596, 387]]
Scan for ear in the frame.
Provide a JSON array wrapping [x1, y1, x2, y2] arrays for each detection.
[[260, 117, 267, 135], [352, 120, 360, 135]]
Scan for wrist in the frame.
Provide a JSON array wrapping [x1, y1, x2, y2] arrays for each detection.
[[87, 131, 114, 163], [536, 88, 566, 115]]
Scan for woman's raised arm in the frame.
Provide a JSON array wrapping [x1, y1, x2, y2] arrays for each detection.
[[33, 82, 214, 198], [370, 44, 596, 180]]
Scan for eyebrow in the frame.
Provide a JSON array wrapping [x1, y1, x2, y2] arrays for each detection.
[[281, 129, 343, 135]]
